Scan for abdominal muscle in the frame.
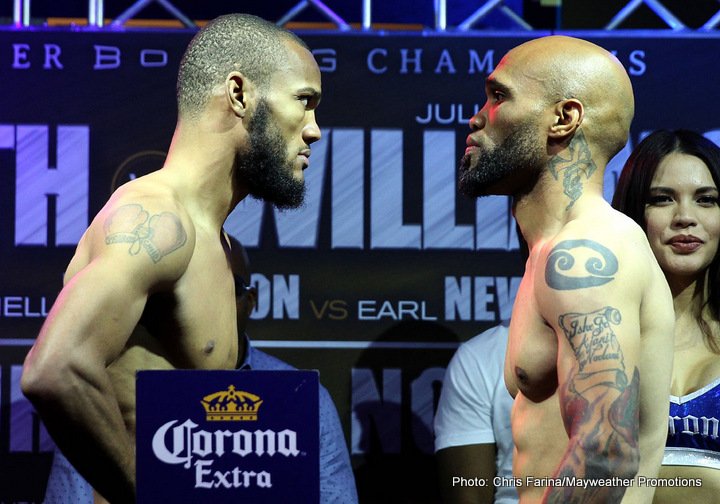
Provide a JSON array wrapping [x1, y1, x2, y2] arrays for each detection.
[[106, 335, 176, 443], [512, 390, 568, 501]]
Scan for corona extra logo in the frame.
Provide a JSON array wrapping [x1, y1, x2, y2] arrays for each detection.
[[201, 385, 263, 421]]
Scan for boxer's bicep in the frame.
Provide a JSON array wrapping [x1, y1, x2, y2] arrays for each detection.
[[542, 238, 642, 486], [32, 198, 194, 371]]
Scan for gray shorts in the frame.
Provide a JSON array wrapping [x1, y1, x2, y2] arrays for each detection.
[[43, 449, 93, 504]]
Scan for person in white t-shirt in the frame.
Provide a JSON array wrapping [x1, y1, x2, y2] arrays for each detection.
[[434, 324, 518, 504]]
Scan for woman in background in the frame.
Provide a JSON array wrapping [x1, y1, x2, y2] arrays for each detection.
[[612, 129, 720, 502]]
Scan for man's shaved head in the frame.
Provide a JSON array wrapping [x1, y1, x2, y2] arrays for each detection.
[[500, 36, 634, 162]]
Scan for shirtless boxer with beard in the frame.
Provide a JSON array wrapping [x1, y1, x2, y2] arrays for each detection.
[[22, 14, 322, 503], [459, 35, 674, 503]]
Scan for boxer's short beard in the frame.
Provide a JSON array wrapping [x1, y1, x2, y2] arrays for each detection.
[[459, 120, 544, 198], [236, 99, 305, 209]]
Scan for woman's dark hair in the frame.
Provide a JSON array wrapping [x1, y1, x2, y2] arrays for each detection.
[[612, 129, 720, 352]]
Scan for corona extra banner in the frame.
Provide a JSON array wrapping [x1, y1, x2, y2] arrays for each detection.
[[1, 28, 720, 502], [136, 370, 319, 503]]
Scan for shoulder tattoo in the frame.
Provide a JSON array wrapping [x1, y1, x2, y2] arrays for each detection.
[[559, 306, 625, 391], [553, 306, 640, 493], [548, 129, 597, 209], [103, 203, 187, 263], [545, 239, 618, 290]]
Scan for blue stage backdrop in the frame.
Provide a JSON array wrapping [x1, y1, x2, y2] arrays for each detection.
[[1, 28, 720, 502]]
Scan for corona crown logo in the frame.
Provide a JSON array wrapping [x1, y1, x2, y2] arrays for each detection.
[[201, 385, 263, 421]]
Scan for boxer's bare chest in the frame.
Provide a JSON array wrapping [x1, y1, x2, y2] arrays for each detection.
[[109, 239, 238, 435], [95, 227, 237, 388], [505, 263, 559, 402], [144, 238, 238, 370]]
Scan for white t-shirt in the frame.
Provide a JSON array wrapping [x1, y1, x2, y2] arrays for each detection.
[[434, 324, 518, 504]]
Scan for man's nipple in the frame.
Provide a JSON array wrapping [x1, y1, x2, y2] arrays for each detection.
[[515, 366, 529, 384], [203, 340, 216, 354]]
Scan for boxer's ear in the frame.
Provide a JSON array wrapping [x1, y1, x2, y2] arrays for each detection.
[[225, 71, 254, 118], [549, 98, 583, 139]]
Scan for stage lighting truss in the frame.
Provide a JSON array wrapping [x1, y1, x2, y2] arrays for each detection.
[[7, 0, 720, 31], [604, 0, 685, 30], [9, 0, 532, 30]]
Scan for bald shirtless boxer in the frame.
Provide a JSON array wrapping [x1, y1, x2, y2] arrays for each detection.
[[458, 36, 674, 503], [21, 14, 322, 503]]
